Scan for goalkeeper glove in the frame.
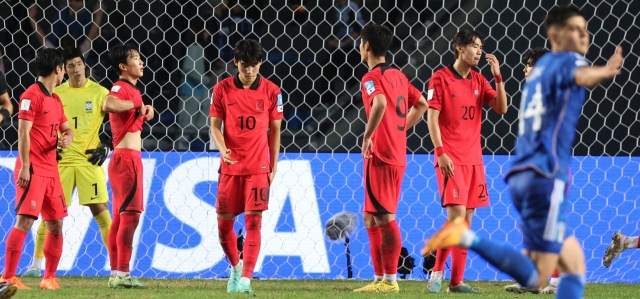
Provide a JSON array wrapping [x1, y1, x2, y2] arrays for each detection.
[[85, 142, 112, 166], [56, 148, 62, 161]]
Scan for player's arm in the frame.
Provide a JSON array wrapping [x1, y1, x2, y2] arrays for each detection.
[[102, 95, 139, 113], [16, 119, 32, 187], [427, 108, 454, 178], [268, 119, 282, 181], [79, 1, 105, 53], [486, 54, 508, 114], [406, 95, 428, 129], [57, 121, 73, 149], [575, 46, 624, 88], [362, 94, 386, 159], [210, 116, 236, 165], [0, 92, 11, 124]]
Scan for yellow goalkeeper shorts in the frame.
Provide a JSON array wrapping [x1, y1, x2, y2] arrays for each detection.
[[59, 165, 109, 206]]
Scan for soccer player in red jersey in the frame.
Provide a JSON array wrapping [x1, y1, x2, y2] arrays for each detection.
[[210, 39, 283, 294], [425, 30, 508, 294], [0, 48, 73, 290], [102, 44, 154, 289], [353, 24, 428, 293]]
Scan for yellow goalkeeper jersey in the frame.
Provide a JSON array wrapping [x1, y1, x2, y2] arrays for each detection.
[[54, 79, 109, 166]]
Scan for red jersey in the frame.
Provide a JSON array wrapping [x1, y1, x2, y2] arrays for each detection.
[[210, 75, 283, 175], [427, 65, 497, 165], [107, 79, 144, 147], [361, 63, 422, 166], [16, 82, 68, 177]]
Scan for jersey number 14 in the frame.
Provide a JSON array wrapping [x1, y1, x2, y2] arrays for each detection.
[[518, 83, 546, 135]]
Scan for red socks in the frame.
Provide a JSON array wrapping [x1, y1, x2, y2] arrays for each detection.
[[117, 213, 140, 273], [366, 226, 383, 276], [433, 247, 452, 272], [108, 213, 121, 271], [552, 269, 560, 278], [218, 218, 240, 266], [3, 228, 27, 279], [43, 232, 63, 278], [451, 247, 468, 285], [242, 214, 262, 278], [379, 220, 401, 275]]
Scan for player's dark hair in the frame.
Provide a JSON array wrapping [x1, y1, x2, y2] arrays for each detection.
[[452, 30, 484, 59], [233, 39, 263, 66], [544, 5, 584, 30], [523, 47, 550, 66], [35, 48, 64, 77], [360, 23, 393, 57], [109, 44, 140, 75], [63, 46, 85, 65]]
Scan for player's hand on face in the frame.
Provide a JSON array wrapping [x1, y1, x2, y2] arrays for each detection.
[[438, 153, 454, 178], [606, 46, 624, 77], [485, 54, 501, 76], [58, 132, 72, 148], [17, 166, 30, 188], [143, 105, 154, 121], [362, 138, 373, 159], [223, 149, 237, 165]]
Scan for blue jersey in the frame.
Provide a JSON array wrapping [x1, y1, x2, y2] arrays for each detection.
[[507, 52, 589, 182]]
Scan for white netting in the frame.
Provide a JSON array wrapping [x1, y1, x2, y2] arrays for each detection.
[[0, 0, 639, 282]]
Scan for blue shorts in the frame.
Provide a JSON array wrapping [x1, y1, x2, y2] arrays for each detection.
[[507, 169, 568, 254]]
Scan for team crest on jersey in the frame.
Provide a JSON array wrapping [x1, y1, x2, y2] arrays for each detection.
[[85, 101, 92, 112], [256, 100, 264, 112], [474, 90, 479, 97], [364, 80, 375, 95]]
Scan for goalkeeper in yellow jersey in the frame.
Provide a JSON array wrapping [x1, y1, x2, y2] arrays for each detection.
[[23, 47, 112, 277]]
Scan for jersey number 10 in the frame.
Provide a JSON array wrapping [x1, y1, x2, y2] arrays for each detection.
[[518, 83, 546, 135]]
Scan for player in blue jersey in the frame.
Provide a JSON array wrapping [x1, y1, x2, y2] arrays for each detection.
[[421, 5, 623, 299]]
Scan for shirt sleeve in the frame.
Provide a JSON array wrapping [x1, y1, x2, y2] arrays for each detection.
[[361, 73, 384, 107], [426, 73, 444, 111], [560, 54, 589, 87], [407, 82, 422, 107], [0, 71, 7, 95], [18, 92, 42, 121], [209, 84, 225, 119], [269, 85, 284, 121], [108, 84, 141, 108], [482, 75, 497, 104]]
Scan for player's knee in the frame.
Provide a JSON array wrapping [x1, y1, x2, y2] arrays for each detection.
[[445, 204, 466, 220], [559, 236, 586, 274], [88, 203, 108, 216], [45, 219, 63, 234], [363, 213, 376, 228]]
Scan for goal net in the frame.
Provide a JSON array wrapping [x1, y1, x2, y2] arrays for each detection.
[[0, 0, 638, 282]]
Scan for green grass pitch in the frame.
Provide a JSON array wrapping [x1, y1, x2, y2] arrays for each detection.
[[13, 277, 636, 298]]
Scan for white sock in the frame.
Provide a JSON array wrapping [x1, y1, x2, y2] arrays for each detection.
[[549, 277, 560, 286], [239, 277, 250, 285], [111, 270, 117, 277], [117, 271, 129, 278], [33, 258, 43, 269], [460, 229, 475, 248], [625, 236, 639, 249], [383, 274, 396, 284], [232, 260, 243, 272], [374, 275, 383, 282]]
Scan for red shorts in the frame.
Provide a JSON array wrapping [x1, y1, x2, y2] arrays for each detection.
[[108, 148, 144, 213], [216, 173, 271, 214], [363, 156, 405, 214], [14, 173, 67, 220], [436, 164, 489, 208]]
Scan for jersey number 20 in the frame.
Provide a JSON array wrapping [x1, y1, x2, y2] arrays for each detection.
[[518, 83, 546, 135]]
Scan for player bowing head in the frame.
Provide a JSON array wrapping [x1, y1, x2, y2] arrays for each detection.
[[354, 23, 428, 294], [233, 39, 263, 87], [36, 48, 66, 87]]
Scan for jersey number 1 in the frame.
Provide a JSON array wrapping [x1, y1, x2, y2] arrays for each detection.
[[518, 83, 546, 135]]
